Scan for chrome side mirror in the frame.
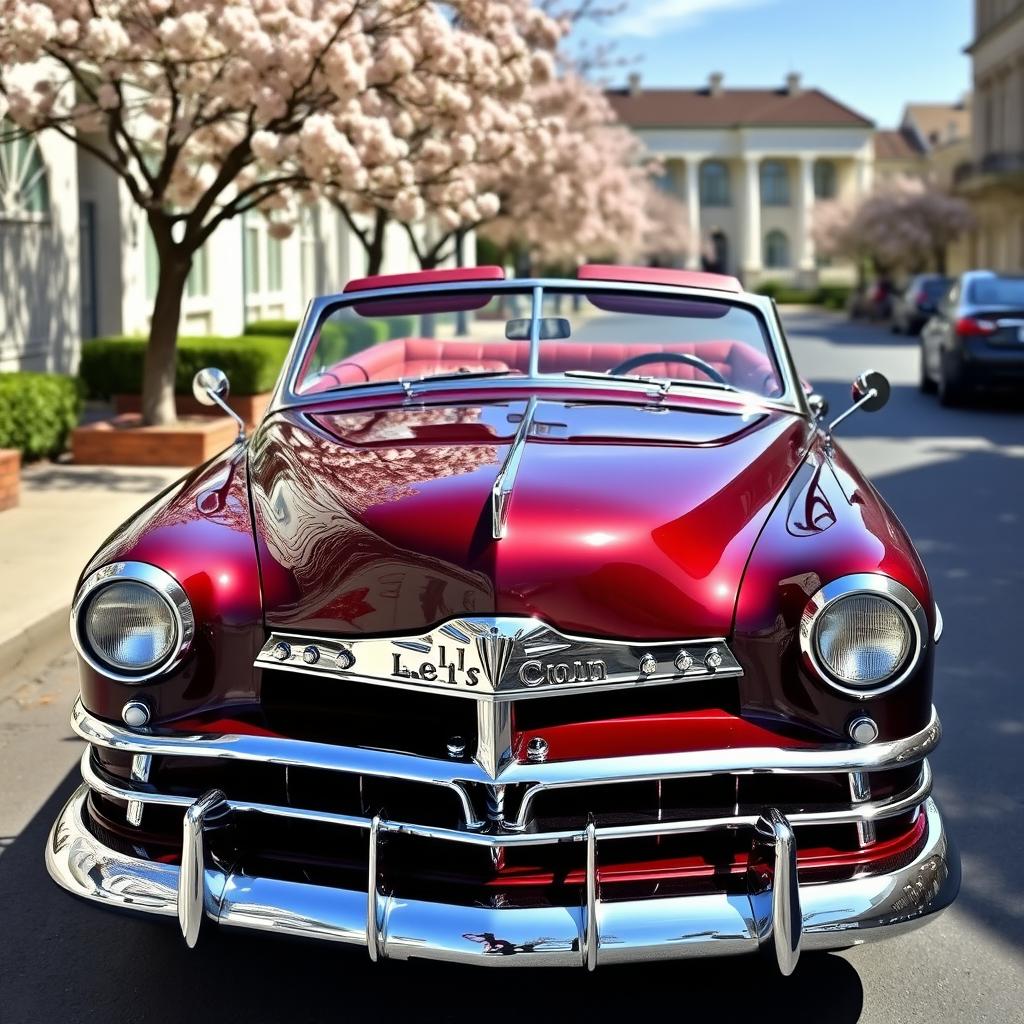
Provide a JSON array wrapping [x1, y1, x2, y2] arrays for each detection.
[[828, 370, 890, 433], [807, 393, 829, 420], [851, 369, 890, 412], [192, 367, 245, 440]]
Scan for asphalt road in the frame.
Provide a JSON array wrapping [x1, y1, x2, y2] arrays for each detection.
[[1, 309, 1022, 1023]]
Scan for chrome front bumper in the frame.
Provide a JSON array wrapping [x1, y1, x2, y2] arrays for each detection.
[[48, 787, 957, 969], [47, 700, 959, 972]]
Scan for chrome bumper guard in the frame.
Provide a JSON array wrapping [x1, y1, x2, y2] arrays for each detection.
[[47, 702, 958, 972]]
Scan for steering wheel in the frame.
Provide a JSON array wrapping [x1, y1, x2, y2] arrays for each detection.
[[608, 351, 730, 385]]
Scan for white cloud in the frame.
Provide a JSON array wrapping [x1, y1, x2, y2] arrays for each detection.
[[614, 0, 777, 39]]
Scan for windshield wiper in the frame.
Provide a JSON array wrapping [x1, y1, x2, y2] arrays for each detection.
[[402, 369, 514, 398], [563, 370, 740, 394]]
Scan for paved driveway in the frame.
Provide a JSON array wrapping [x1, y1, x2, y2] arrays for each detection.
[[0, 309, 1021, 1023]]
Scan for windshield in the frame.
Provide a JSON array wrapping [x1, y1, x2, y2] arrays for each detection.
[[295, 286, 786, 401], [967, 276, 1024, 306]]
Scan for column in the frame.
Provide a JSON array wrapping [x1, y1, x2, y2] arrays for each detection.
[[797, 154, 816, 272], [742, 155, 762, 275], [683, 156, 702, 269], [855, 153, 873, 197]]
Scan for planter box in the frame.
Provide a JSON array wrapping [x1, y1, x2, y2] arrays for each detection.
[[71, 414, 238, 467], [0, 448, 21, 511], [113, 391, 271, 429]]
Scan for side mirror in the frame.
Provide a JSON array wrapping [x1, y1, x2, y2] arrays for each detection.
[[192, 367, 230, 406], [807, 393, 829, 420], [828, 369, 890, 434], [851, 369, 890, 412], [192, 367, 245, 440]]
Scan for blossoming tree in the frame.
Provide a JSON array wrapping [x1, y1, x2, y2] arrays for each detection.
[[0, 0, 558, 424], [813, 176, 974, 281]]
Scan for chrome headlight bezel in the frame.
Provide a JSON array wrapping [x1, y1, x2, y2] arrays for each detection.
[[799, 574, 927, 698], [71, 561, 195, 683]]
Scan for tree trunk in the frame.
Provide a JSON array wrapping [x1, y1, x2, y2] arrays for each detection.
[[934, 246, 947, 275], [365, 208, 388, 277], [141, 253, 191, 426]]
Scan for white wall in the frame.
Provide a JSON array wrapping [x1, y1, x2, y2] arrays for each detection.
[[0, 131, 80, 372]]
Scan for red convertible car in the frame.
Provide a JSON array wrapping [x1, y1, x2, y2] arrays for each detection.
[[47, 264, 957, 973]]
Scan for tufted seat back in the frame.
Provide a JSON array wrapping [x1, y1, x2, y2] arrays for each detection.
[[302, 337, 780, 397]]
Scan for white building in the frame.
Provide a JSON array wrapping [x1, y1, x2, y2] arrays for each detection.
[[0, 130, 426, 374], [607, 72, 876, 286]]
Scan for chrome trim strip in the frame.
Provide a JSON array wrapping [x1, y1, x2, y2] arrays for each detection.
[[178, 789, 225, 949], [73, 700, 484, 827], [850, 771, 877, 846], [752, 808, 802, 976], [367, 815, 381, 963], [46, 789, 959, 966], [71, 561, 195, 684], [798, 573, 928, 698], [492, 395, 537, 540], [71, 699, 940, 794], [126, 754, 151, 828], [583, 819, 599, 971], [79, 748, 933, 846], [255, 621, 742, 702], [934, 603, 944, 645]]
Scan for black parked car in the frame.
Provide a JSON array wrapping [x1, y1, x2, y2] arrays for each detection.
[[921, 270, 1024, 405], [892, 275, 951, 335]]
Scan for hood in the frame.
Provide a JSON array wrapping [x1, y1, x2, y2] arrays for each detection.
[[248, 396, 810, 639]]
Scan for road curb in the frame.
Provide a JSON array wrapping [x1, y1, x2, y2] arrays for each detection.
[[0, 606, 70, 702]]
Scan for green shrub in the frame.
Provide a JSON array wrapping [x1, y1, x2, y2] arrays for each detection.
[[753, 281, 853, 307], [382, 316, 417, 339], [243, 319, 299, 338], [0, 372, 82, 460], [79, 335, 291, 399]]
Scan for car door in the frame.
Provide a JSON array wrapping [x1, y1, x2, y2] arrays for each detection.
[[923, 280, 957, 377]]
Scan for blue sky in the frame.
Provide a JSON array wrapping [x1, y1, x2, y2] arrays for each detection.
[[589, 0, 973, 127]]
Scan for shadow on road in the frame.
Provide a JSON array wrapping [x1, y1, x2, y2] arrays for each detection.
[[0, 768, 864, 1023]]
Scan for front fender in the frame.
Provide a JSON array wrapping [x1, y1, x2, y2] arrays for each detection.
[[76, 443, 264, 724], [732, 436, 935, 741]]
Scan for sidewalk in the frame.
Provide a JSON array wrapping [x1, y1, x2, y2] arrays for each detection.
[[0, 462, 182, 690]]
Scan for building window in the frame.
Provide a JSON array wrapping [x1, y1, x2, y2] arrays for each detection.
[[764, 229, 790, 268], [813, 160, 837, 199], [267, 234, 283, 292], [700, 161, 730, 206], [186, 244, 209, 298], [760, 161, 790, 206], [300, 207, 318, 298], [0, 125, 49, 220], [244, 222, 261, 294]]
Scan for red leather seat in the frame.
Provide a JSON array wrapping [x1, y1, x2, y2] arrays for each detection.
[[303, 338, 780, 396]]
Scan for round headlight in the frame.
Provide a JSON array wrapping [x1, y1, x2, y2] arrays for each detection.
[[72, 562, 194, 681], [800, 574, 926, 697], [84, 581, 177, 671], [814, 594, 911, 686]]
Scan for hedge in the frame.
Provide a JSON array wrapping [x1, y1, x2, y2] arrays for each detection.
[[244, 315, 418, 345], [242, 319, 299, 338], [79, 335, 291, 399], [755, 281, 853, 308], [0, 372, 82, 460]]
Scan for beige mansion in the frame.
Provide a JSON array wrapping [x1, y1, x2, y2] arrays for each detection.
[[608, 72, 877, 286]]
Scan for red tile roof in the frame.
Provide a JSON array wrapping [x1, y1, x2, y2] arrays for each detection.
[[606, 87, 873, 129], [873, 128, 926, 161]]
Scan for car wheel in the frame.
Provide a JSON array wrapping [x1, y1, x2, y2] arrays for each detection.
[[919, 350, 937, 394], [937, 352, 967, 406]]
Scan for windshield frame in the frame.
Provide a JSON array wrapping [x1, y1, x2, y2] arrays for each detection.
[[271, 278, 807, 416]]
